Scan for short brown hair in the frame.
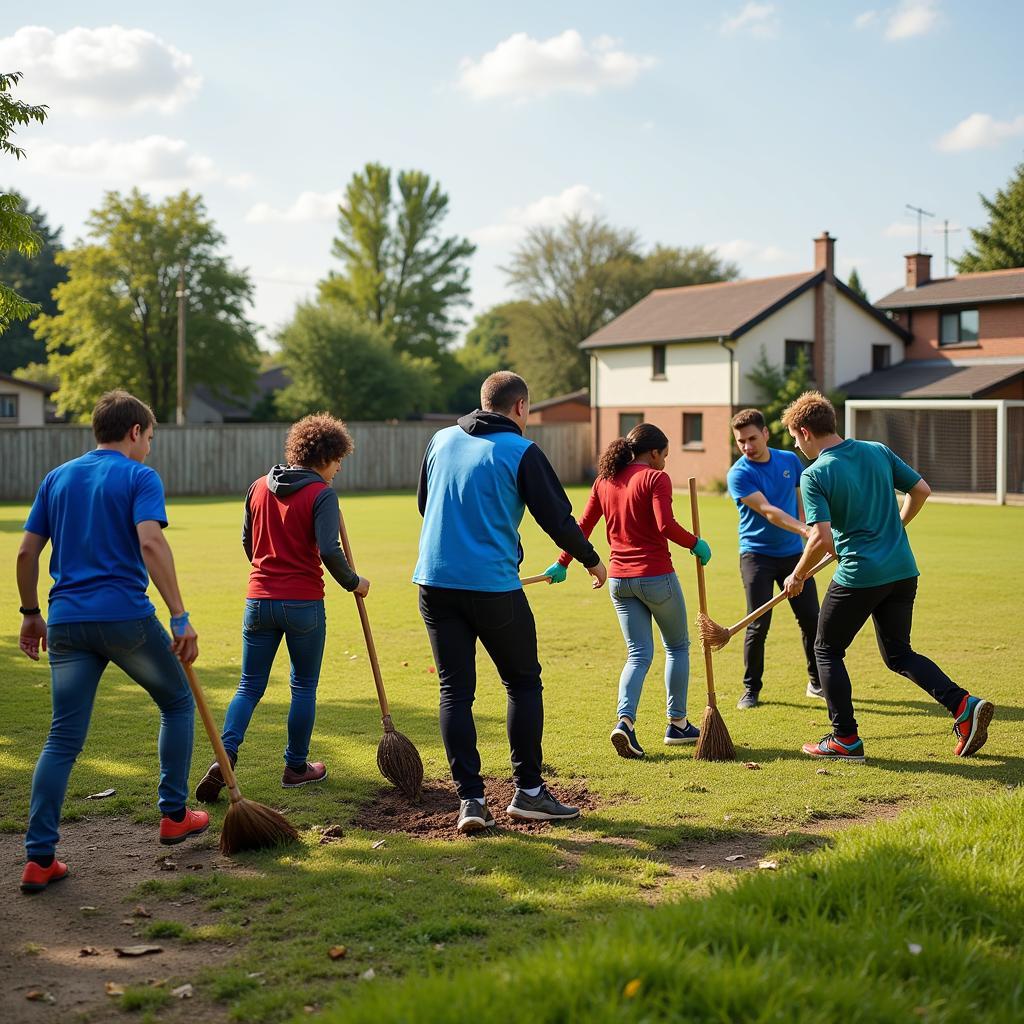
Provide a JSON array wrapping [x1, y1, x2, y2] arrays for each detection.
[[480, 371, 528, 413], [781, 391, 837, 437], [92, 390, 156, 443], [284, 413, 354, 468], [731, 408, 766, 432]]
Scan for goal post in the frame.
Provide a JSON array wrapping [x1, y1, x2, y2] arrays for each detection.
[[846, 399, 1024, 505]]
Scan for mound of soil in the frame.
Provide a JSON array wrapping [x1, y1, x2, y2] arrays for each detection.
[[353, 777, 598, 840]]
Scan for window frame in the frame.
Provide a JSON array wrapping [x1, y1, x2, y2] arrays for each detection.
[[618, 412, 644, 437], [938, 308, 980, 347], [682, 411, 704, 451], [651, 344, 667, 380], [871, 344, 892, 371], [0, 393, 19, 421], [784, 339, 814, 374]]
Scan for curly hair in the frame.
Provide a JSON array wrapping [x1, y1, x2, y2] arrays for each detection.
[[284, 413, 354, 468], [597, 422, 668, 480], [781, 391, 837, 437]]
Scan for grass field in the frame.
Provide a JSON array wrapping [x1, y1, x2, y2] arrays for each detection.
[[1, 489, 1021, 1022]]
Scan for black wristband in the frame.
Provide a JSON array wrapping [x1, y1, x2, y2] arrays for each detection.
[[20, 606, 41, 616]]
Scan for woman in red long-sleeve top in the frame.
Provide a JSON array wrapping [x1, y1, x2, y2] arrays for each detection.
[[549, 424, 712, 759]]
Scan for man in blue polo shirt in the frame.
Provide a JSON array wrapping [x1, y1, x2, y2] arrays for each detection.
[[727, 408, 822, 710], [16, 390, 207, 894]]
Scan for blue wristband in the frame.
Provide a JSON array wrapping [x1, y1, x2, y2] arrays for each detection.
[[170, 612, 190, 637]]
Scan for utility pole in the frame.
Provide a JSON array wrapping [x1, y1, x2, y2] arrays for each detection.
[[905, 203, 934, 253], [934, 219, 963, 277], [176, 266, 188, 426]]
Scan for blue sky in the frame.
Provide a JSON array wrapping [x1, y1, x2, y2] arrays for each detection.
[[4, 1, 1023, 347]]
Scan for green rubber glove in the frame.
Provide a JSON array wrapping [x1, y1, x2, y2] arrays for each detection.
[[543, 562, 568, 584], [690, 538, 712, 566]]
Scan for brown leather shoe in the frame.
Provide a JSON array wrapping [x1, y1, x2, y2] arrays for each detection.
[[195, 752, 236, 804], [282, 762, 327, 788]]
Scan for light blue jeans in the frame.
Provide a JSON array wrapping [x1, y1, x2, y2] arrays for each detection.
[[609, 573, 690, 724]]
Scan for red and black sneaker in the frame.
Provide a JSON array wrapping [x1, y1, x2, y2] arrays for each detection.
[[953, 695, 994, 757], [20, 858, 69, 894], [801, 733, 866, 762], [159, 808, 210, 846]]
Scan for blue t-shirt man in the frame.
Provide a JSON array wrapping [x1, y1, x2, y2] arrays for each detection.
[[25, 449, 168, 624], [727, 448, 805, 558]]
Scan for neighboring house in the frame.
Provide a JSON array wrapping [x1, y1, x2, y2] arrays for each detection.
[[841, 257, 1024, 399], [0, 373, 53, 426], [581, 233, 908, 487], [186, 366, 292, 423], [526, 388, 591, 425]]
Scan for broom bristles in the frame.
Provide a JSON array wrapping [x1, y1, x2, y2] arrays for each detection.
[[377, 728, 424, 800], [696, 612, 732, 652], [220, 797, 299, 855], [694, 704, 736, 762]]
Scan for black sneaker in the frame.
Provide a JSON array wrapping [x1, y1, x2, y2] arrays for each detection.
[[737, 689, 760, 710], [507, 785, 580, 823], [610, 720, 645, 759], [457, 799, 496, 834], [806, 681, 826, 701]]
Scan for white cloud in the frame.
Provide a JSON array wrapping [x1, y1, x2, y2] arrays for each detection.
[[457, 30, 656, 102], [720, 3, 780, 37], [713, 239, 789, 263], [884, 1, 941, 40], [937, 112, 1024, 152], [29, 135, 242, 189], [245, 189, 345, 224], [883, 221, 918, 238], [0, 25, 200, 114], [854, 10, 879, 29], [471, 184, 604, 245]]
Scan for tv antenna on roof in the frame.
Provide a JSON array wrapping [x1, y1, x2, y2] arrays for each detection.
[[905, 203, 934, 254], [934, 219, 963, 277]]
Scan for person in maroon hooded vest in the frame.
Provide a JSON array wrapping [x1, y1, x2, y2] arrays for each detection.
[[195, 414, 368, 799]]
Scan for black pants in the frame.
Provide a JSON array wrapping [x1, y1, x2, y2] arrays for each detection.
[[740, 552, 821, 693], [418, 586, 544, 800], [815, 576, 967, 736]]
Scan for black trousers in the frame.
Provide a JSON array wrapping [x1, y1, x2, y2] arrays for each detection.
[[418, 586, 544, 800], [740, 552, 821, 693], [815, 576, 967, 736]]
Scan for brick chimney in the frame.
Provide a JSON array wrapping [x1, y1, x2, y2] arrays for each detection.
[[814, 231, 835, 278], [905, 252, 932, 289]]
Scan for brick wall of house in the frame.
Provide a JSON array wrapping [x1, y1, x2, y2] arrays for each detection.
[[902, 301, 1024, 360], [527, 401, 591, 425]]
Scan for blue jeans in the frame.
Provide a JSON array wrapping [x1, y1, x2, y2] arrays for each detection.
[[26, 616, 194, 859], [609, 573, 690, 724], [221, 599, 326, 771]]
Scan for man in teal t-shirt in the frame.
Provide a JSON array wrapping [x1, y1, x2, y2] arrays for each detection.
[[779, 391, 993, 763]]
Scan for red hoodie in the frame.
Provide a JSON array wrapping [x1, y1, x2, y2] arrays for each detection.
[[558, 463, 697, 578]]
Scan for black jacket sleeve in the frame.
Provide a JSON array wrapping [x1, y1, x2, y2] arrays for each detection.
[[312, 488, 360, 592], [516, 444, 600, 568], [241, 482, 256, 563], [417, 449, 429, 517]]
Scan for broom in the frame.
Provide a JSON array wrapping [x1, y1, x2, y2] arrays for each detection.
[[698, 555, 835, 651], [182, 663, 299, 855], [338, 508, 424, 800], [687, 478, 736, 762]]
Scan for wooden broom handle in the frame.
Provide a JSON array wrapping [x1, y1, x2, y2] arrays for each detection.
[[520, 574, 552, 586], [337, 506, 391, 722], [687, 478, 718, 709], [182, 662, 244, 805], [726, 554, 836, 637]]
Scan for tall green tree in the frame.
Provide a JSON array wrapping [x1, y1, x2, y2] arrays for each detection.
[[275, 302, 437, 421], [34, 189, 258, 422], [847, 267, 868, 302], [956, 160, 1024, 272], [0, 72, 49, 334], [0, 193, 67, 372], [319, 163, 476, 358]]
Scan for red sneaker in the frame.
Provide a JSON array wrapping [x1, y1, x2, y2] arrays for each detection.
[[953, 696, 994, 757], [20, 859, 69, 894], [801, 733, 866, 762], [159, 808, 210, 846], [282, 762, 327, 788]]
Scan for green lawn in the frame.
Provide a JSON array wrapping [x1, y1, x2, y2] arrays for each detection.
[[1, 491, 1021, 1022]]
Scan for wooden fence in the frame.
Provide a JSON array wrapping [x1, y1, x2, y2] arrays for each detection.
[[0, 421, 593, 500]]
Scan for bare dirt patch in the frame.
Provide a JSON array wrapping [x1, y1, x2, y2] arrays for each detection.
[[352, 776, 599, 839], [1, 816, 249, 1024]]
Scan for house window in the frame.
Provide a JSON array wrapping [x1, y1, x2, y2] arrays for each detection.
[[619, 412, 643, 437], [651, 344, 666, 379], [0, 394, 18, 420], [784, 340, 814, 373], [940, 309, 979, 346], [872, 345, 892, 371], [682, 412, 703, 450]]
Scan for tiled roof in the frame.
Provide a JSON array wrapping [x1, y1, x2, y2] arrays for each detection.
[[529, 388, 589, 411], [840, 359, 1024, 399], [876, 268, 1024, 309]]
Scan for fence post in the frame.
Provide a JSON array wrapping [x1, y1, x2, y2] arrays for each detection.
[[996, 400, 1007, 505]]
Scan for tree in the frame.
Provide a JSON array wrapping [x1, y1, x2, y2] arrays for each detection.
[[33, 189, 258, 422], [504, 216, 739, 397], [319, 162, 476, 358], [0, 193, 67, 372], [847, 267, 868, 302], [956, 160, 1024, 272], [0, 72, 49, 335], [275, 301, 437, 421]]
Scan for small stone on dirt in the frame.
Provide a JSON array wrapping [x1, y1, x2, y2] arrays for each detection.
[[26, 990, 54, 1003], [171, 983, 194, 999], [114, 945, 164, 957], [158, 858, 177, 871], [132, 904, 152, 918], [725, 854, 746, 862], [105, 981, 125, 997], [79, 947, 101, 957]]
